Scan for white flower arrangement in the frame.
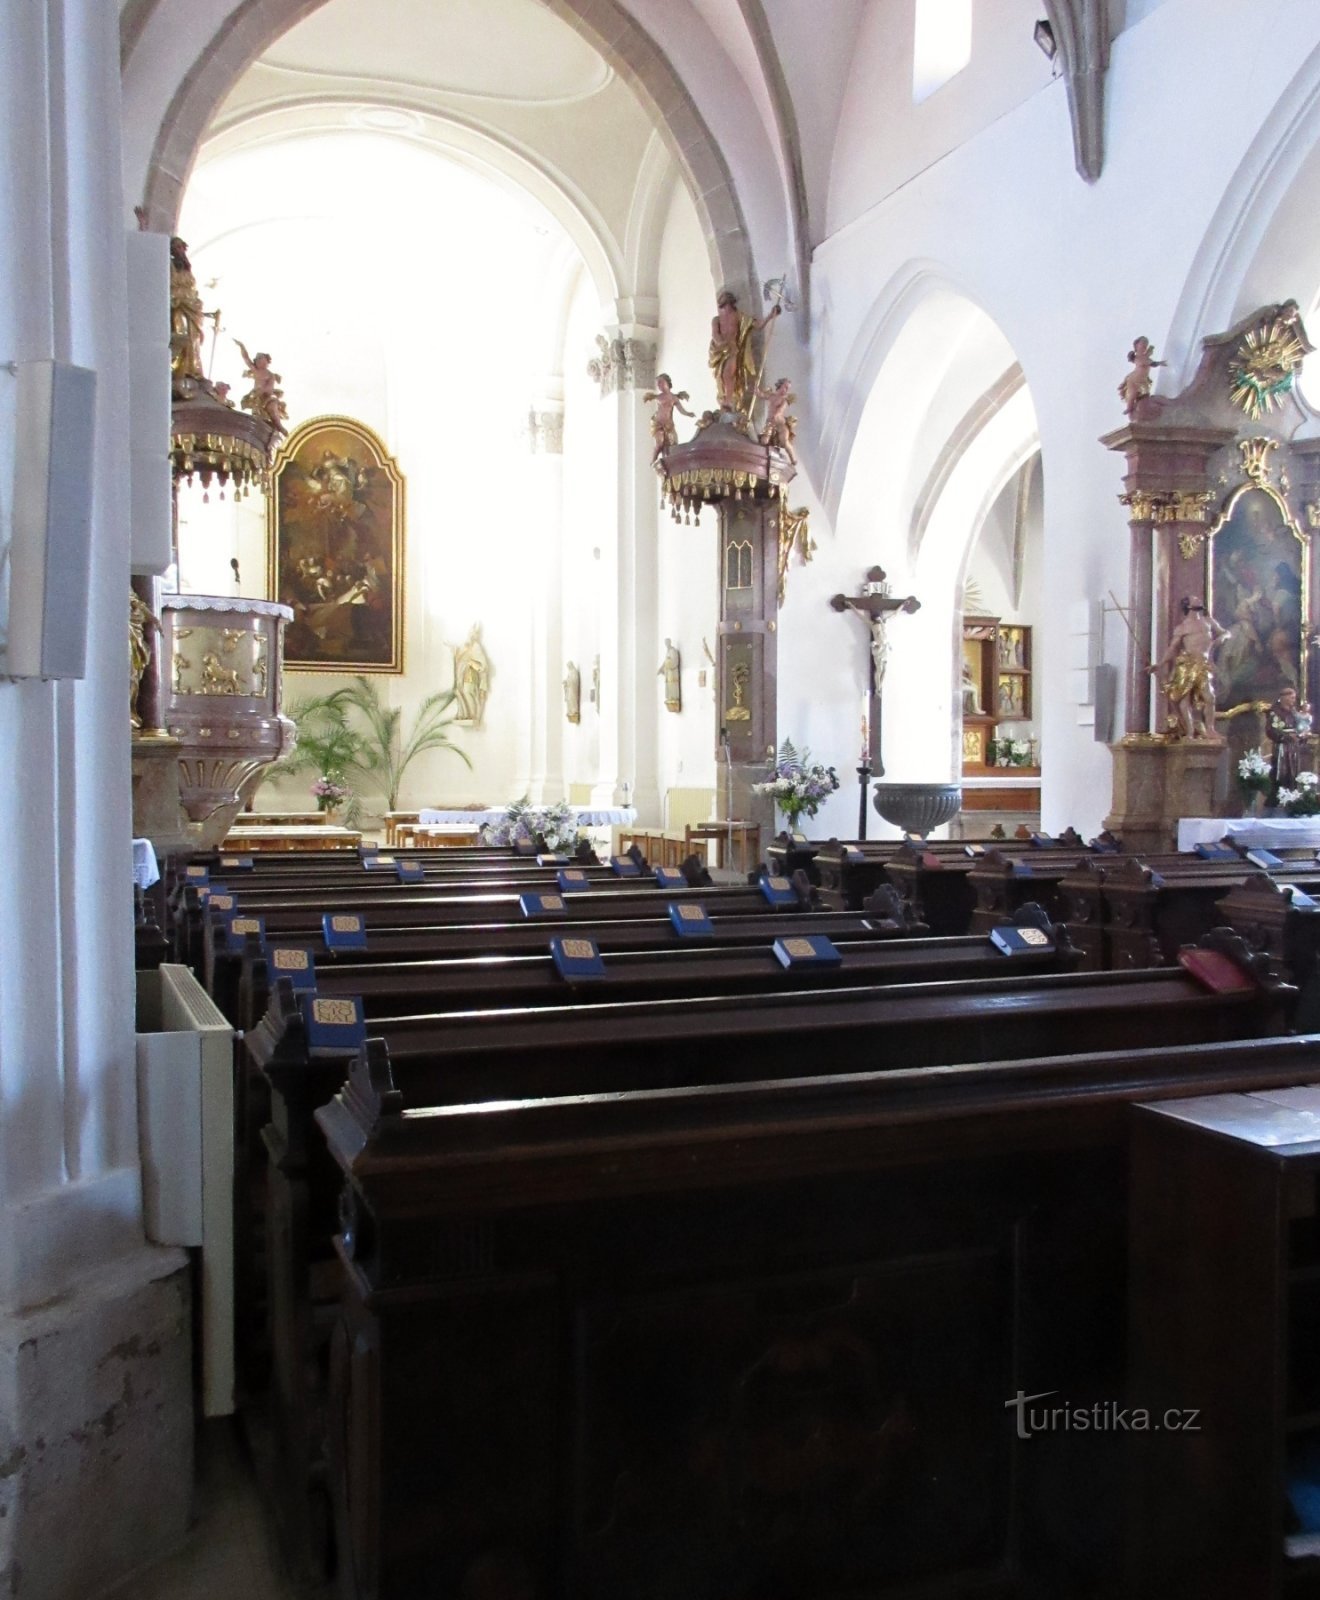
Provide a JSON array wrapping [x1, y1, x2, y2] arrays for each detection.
[[1237, 749, 1272, 794], [480, 797, 579, 852], [1278, 770, 1320, 817], [752, 738, 840, 825]]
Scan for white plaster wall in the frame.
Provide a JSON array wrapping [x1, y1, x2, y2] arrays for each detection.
[[654, 178, 720, 818], [179, 130, 595, 814], [827, 0, 1055, 237], [560, 269, 614, 797], [808, 0, 1320, 837], [0, 5, 191, 1593]]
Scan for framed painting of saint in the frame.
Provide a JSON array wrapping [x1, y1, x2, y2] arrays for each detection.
[[268, 415, 405, 672], [1209, 483, 1307, 709]]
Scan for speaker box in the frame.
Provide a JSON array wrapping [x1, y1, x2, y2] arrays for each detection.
[[6, 359, 97, 679]]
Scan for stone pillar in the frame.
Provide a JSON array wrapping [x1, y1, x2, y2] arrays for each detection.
[[525, 396, 565, 805], [0, 5, 191, 1595], [587, 316, 661, 820]]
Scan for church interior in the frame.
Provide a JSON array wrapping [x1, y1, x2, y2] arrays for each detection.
[[10, 1, 1320, 1597]]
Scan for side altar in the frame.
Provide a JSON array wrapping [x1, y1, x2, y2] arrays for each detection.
[[1103, 303, 1320, 851]]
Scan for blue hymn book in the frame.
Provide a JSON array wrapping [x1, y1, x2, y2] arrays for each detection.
[[549, 935, 608, 980], [322, 912, 368, 951], [299, 993, 367, 1055]]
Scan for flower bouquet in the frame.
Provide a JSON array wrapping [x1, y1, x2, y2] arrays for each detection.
[[1237, 750, 1272, 812], [1277, 770, 1320, 817], [753, 738, 840, 829], [480, 797, 579, 852], [312, 774, 352, 814]]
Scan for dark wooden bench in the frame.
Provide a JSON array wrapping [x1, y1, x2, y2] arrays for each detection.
[[313, 1021, 1320, 1600], [250, 928, 1288, 1582]]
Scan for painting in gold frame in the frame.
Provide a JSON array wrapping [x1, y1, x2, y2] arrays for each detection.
[[268, 415, 404, 672], [1207, 481, 1307, 709]]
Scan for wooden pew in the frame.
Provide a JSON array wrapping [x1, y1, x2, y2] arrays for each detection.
[[313, 1023, 1320, 1600], [235, 898, 926, 1034], [200, 874, 819, 1020], [1103, 855, 1320, 970]]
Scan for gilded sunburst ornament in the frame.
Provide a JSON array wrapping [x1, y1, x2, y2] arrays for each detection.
[[1229, 312, 1308, 420]]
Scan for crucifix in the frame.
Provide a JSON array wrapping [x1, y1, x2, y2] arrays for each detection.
[[829, 566, 921, 837]]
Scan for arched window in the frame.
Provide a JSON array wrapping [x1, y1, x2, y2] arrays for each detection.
[[912, 0, 973, 103]]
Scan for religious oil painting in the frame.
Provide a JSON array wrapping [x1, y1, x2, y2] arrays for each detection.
[[1210, 486, 1306, 709], [269, 416, 405, 672]]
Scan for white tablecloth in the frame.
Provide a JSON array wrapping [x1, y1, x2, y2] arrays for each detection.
[[419, 806, 638, 828], [132, 837, 160, 889], [1178, 816, 1320, 852]]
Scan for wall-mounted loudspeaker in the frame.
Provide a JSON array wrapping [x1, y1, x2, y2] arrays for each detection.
[[5, 360, 97, 679]]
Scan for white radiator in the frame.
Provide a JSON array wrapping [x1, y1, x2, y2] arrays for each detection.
[[136, 964, 234, 1417]]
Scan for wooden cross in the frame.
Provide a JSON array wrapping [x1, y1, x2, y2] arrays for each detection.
[[830, 566, 921, 830]]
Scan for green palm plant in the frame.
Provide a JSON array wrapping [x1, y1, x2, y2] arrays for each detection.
[[329, 677, 472, 810], [279, 676, 471, 812]]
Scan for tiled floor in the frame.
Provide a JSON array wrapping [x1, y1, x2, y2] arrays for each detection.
[[100, 1420, 309, 1600]]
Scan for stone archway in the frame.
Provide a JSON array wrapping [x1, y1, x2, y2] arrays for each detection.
[[122, 0, 758, 299]]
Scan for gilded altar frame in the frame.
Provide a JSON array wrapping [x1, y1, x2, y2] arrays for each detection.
[[268, 415, 405, 673]]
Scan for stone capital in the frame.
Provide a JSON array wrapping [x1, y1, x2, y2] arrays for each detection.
[[586, 330, 657, 396], [527, 406, 564, 455]]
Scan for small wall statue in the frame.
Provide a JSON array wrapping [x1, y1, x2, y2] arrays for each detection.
[[451, 624, 490, 728], [644, 375, 693, 462], [658, 638, 681, 713], [564, 660, 581, 725], [1118, 336, 1166, 416], [1148, 594, 1231, 739]]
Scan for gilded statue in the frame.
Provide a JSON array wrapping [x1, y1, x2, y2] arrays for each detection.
[[756, 377, 797, 462], [1149, 595, 1231, 739], [169, 237, 207, 392], [564, 661, 581, 725], [643, 374, 693, 463], [709, 290, 780, 414], [452, 624, 490, 728], [1118, 336, 1165, 416], [658, 639, 681, 713], [776, 504, 813, 604], [129, 589, 160, 729], [235, 341, 288, 435]]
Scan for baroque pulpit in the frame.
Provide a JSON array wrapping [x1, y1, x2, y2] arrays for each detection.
[[654, 286, 805, 829]]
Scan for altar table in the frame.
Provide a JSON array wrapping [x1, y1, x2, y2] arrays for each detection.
[[220, 824, 363, 852], [418, 806, 638, 829], [1177, 816, 1320, 852]]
